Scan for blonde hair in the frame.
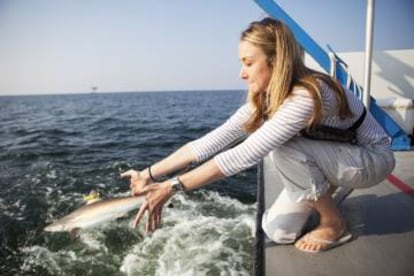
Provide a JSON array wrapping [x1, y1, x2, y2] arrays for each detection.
[[241, 18, 353, 133]]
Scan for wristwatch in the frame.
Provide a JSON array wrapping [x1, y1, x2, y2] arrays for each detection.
[[170, 176, 185, 193]]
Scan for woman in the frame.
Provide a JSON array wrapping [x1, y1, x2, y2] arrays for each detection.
[[121, 18, 395, 253]]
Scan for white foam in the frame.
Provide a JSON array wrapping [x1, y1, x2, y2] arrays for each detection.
[[20, 245, 75, 275], [120, 191, 255, 276], [79, 231, 108, 253], [46, 170, 58, 179], [26, 190, 255, 275]]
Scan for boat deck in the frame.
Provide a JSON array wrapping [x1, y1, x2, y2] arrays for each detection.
[[258, 151, 414, 276]]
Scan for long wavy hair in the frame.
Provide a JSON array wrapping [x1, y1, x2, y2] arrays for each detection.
[[241, 18, 353, 133]]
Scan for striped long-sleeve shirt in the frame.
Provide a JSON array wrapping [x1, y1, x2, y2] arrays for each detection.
[[189, 83, 391, 176]]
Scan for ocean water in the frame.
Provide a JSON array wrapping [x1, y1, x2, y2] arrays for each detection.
[[0, 90, 257, 276]]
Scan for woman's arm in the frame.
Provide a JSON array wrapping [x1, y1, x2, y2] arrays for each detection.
[[188, 104, 251, 163], [121, 104, 251, 194], [215, 89, 314, 176], [146, 143, 197, 180], [179, 158, 224, 191]]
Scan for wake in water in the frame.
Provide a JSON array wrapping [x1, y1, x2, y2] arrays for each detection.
[[20, 191, 256, 276], [0, 91, 256, 275]]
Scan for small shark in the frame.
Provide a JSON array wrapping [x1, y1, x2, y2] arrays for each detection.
[[44, 194, 145, 239]]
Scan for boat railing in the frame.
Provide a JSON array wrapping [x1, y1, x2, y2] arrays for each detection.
[[254, 0, 413, 151]]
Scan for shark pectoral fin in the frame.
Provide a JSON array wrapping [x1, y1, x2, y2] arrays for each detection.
[[69, 227, 81, 240]]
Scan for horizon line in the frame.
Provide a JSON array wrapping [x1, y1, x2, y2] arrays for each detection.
[[0, 88, 247, 97]]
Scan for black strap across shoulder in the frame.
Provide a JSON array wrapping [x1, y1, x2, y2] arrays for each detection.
[[348, 107, 366, 132], [300, 106, 367, 144]]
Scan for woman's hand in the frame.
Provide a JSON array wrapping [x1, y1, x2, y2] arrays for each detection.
[[133, 181, 173, 233], [120, 169, 151, 196]]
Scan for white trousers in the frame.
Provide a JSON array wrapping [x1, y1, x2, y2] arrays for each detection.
[[262, 137, 395, 244]]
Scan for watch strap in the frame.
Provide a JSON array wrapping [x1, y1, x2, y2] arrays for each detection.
[[170, 176, 185, 193]]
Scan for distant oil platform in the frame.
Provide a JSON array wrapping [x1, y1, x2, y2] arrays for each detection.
[[90, 86, 98, 93]]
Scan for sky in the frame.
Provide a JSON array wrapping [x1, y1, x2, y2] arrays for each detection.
[[0, 0, 413, 95]]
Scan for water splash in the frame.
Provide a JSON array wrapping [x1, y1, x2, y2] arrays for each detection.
[[21, 191, 256, 276]]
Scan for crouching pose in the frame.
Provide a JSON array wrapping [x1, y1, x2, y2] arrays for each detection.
[[121, 18, 395, 253]]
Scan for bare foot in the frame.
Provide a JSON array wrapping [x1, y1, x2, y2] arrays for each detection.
[[295, 221, 347, 252], [295, 191, 351, 252]]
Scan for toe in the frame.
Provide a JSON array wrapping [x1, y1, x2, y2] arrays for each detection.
[[295, 234, 315, 252]]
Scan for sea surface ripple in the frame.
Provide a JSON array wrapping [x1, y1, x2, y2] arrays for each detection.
[[0, 91, 257, 275]]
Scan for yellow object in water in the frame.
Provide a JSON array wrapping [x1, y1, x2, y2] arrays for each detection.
[[83, 190, 100, 202]]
